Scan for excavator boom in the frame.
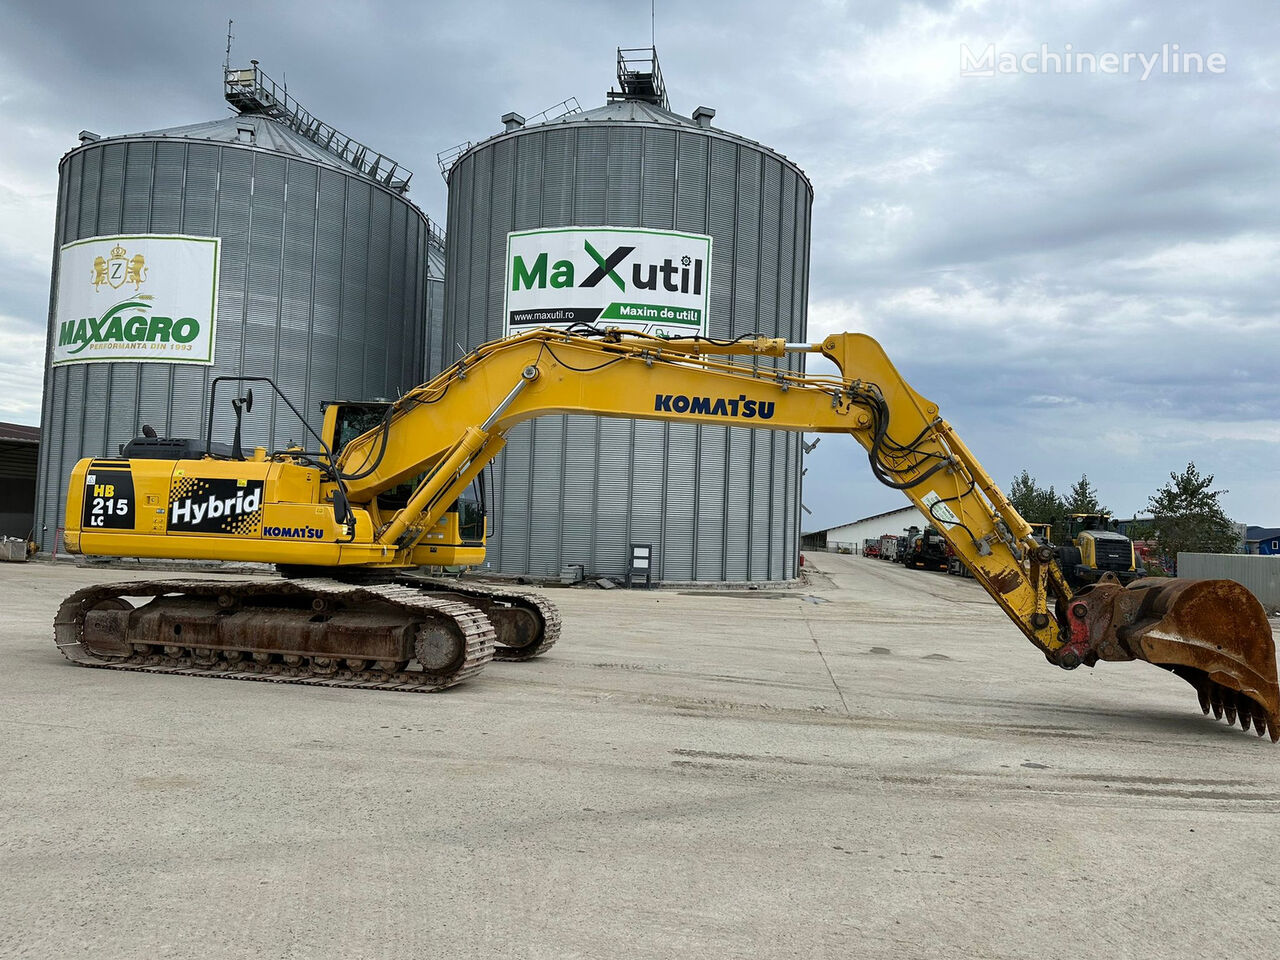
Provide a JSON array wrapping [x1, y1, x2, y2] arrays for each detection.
[[60, 326, 1279, 738]]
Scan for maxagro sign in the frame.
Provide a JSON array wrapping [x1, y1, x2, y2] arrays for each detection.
[[53, 234, 220, 366], [503, 227, 711, 337]]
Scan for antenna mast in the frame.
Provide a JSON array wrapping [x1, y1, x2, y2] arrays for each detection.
[[223, 19, 234, 73]]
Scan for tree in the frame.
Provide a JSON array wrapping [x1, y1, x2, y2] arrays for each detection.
[[1147, 462, 1239, 566], [1008, 470, 1065, 524], [1065, 474, 1108, 516]]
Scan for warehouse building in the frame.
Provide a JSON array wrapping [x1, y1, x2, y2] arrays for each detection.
[[801, 506, 923, 554], [0, 422, 39, 542]]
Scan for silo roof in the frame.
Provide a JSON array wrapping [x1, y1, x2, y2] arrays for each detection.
[[538, 100, 701, 128], [456, 98, 811, 194], [126, 115, 369, 177]]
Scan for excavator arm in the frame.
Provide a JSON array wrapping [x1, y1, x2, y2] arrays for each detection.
[[62, 326, 1280, 737], [336, 330, 1069, 655]]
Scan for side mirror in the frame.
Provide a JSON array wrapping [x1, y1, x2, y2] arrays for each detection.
[[230, 390, 254, 460]]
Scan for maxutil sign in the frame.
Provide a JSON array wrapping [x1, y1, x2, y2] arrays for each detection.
[[52, 234, 220, 366], [503, 227, 712, 337]]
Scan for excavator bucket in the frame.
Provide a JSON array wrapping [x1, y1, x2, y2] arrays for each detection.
[[1061, 576, 1280, 740]]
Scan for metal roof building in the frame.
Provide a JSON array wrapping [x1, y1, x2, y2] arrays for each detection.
[[0, 421, 39, 541], [801, 506, 924, 553]]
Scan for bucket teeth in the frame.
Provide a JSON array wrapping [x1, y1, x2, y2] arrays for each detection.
[[1169, 668, 1280, 739], [1258, 704, 1279, 742], [1238, 699, 1253, 733], [1199, 683, 1280, 741], [1193, 681, 1280, 740], [1095, 578, 1280, 741]]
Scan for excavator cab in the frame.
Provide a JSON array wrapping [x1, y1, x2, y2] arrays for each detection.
[[322, 401, 488, 568], [1065, 513, 1116, 537]]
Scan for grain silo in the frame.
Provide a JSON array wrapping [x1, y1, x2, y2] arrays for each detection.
[[34, 63, 436, 552], [424, 224, 448, 376], [442, 49, 813, 581]]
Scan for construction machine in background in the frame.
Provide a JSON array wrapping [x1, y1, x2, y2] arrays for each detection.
[[1058, 513, 1146, 587], [56, 326, 1280, 739], [1134, 540, 1171, 576], [878, 534, 899, 560], [907, 525, 949, 572], [897, 525, 920, 563]]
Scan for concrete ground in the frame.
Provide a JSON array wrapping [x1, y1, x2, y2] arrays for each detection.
[[2, 553, 1277, 960]]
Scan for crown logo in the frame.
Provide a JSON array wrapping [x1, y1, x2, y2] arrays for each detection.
[[92, 241, 148, 292]]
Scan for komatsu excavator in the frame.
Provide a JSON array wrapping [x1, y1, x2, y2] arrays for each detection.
[[56, 326, 1280, 739]]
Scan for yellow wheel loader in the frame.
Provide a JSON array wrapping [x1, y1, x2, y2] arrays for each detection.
[[1058, 513, 1145, 588], [56, 327, 1280, 739]]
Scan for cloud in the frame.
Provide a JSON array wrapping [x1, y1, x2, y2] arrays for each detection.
[[0, 313, 45, 421]]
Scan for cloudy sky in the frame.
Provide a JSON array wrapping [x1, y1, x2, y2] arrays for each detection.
[[2, 1, 1277, 530]]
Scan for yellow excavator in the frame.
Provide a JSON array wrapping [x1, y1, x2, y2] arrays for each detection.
[[56, 326, 1280, 739]]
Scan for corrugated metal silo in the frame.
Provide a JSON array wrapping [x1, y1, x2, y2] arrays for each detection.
[[424, 224, 448, 376], [34, 67, 434, 551], [442, 52, 813, 581]]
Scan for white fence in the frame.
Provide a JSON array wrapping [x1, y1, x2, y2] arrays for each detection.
[[1177, 553, 1280, 612]]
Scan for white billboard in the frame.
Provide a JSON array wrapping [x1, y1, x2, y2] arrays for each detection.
[[503, 227, 711, 337], [53, 234, 220, 366]]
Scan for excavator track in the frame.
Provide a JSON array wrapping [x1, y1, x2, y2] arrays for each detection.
[[399, 574, 561, 661], [54, 578, 495, 692]]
